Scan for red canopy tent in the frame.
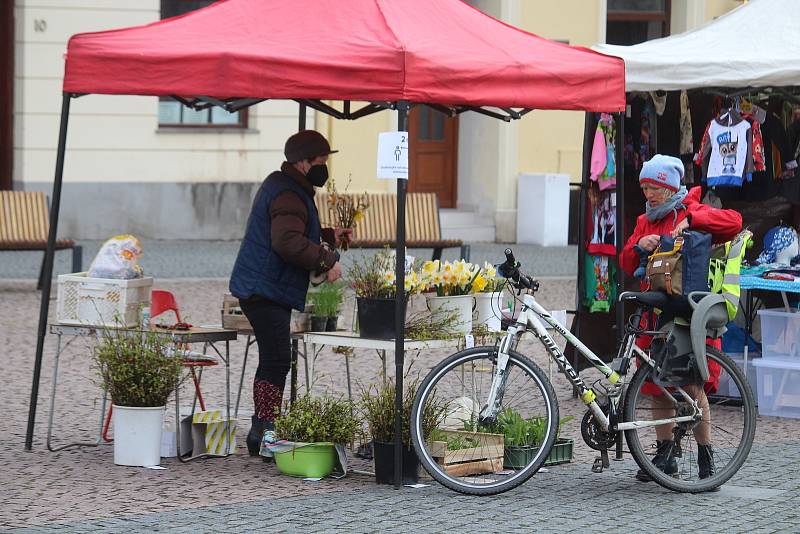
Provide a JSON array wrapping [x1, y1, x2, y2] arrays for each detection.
[[63, 0, 623, 110], [29, 0, 625, 486]]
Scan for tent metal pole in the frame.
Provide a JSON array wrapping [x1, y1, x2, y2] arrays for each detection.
[[25, 92, 72, 451], [298, 103, 307, 130], [394, 100, 410, 489], [615, 110, 625, 343], [572, 111, 593, 398]]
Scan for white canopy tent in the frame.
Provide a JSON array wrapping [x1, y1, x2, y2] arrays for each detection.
[[593, 0, 800, 92]]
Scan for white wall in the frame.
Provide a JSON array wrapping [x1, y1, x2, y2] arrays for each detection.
[[14, 0, 310, 238]]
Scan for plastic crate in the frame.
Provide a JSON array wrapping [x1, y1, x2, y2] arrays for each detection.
[[56, 272, 153, 327], [757, 309, 800, 361], [714, 353, 758, 401], [752, 358, 800, 419]]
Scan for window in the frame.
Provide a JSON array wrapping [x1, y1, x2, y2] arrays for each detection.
[[158, 1, 246, 128], [607, 0, 670, 46]]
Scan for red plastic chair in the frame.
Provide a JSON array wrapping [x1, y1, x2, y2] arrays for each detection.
[[151, 289, 182, 324], [149, 291, 216, 411]]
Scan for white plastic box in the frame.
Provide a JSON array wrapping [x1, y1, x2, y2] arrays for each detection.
[[752, 358, 800, 419], [714, 353, 758, 401], [757, 309, 800, 361], [516, 173, 570, 246], [56, 272, 153, 327]]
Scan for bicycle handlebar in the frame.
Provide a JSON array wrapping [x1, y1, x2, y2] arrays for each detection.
[[498, 248, 538, 291]]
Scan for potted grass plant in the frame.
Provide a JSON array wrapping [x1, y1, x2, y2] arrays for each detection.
[[493, 408, 574, 469], [93, 329, 185, 467], [272, 395, 358, 478], [360, 378, 447, 484], [308, 282, 344, 332]]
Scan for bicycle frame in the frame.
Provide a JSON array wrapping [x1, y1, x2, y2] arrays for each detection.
[[482, 292, 702, 433]]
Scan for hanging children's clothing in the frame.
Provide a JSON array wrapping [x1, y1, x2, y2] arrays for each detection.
[[583, 253, 616, 313], [700, 109, 754, 188], [590, 113, 616, 191], [679, 90, 693, 156], [587, 192, 616, 256]]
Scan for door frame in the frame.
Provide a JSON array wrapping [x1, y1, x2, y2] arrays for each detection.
[[0, 1, 13, 190]]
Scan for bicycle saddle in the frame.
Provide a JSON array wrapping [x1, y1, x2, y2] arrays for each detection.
[[619, 291, 671, 309]]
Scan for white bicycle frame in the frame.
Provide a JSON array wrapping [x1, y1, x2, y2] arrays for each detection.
[[480, 292, 702, 432]]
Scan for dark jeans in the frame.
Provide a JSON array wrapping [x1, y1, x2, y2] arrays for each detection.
[[239, 296, 292, 389]]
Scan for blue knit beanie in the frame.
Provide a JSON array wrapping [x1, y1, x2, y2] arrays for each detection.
[[639, 154, 683, 192]]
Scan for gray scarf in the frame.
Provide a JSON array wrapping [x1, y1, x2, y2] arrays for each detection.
[[645, 186, 688, 224]]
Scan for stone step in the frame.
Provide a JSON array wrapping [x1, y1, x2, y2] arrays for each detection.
[[439, 209, 496, 242]]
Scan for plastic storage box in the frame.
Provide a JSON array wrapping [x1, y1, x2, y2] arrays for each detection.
[[752, 358, 800, 419], [757, 309, 800, 360], [56, 272, 153, 327], [714, 353, 758, 401]]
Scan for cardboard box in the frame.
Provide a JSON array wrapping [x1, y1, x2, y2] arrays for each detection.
[[180, 409, 236, 456]]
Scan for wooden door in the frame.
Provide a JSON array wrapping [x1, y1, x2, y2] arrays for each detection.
[[0, 1, 12, 190], [408, 106, 458, 208]]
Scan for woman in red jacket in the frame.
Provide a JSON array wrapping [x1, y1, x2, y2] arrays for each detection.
[[620, 154, 742, 484]]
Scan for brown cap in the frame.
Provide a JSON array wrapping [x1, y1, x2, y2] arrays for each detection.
[[284, 130, 338, 163]]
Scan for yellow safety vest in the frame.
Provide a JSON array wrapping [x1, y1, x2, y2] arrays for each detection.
[[708, 230, 752, 320]]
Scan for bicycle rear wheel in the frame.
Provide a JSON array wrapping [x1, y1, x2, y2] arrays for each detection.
[[410, 346, 559, 495], [624, 346, 756, 493]]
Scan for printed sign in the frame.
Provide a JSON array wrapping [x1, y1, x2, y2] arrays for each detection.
[[377, 131, 409, 180]]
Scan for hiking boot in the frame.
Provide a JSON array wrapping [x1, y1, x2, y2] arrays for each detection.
[[636, 440, 678, 482], [698, 444, 716, 479], [246, 415, 274, 457]]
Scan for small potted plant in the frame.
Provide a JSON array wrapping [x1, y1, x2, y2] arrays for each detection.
[[494, 408, 574, 469], [360, 378, 447, 484], [418, 259, 481, 334], [471, 262, 504, 332], [307, 282, 344, 332], [347, 250, 421, 339], [272, 395, 358, 478], [93, 329, 185, 467]]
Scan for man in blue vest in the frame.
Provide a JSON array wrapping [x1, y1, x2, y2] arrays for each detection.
[[230, 130, 346, 456]]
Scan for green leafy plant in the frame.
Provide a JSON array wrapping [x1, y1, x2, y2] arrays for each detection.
[[429, 428, 482, 451], [274, 395, 358, 444], [93, 330, 185, 407], [308, 282, 344, 318], [491, 408, 573, 447], [360, 377, 447, 446]]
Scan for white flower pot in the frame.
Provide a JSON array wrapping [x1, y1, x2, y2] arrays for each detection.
[[112, 405, 165, 467], [473, 292, 503, 331], [427, 294, 475, 334]]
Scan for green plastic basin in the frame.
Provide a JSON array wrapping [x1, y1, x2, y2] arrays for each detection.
[[274, 443, 337, 478]]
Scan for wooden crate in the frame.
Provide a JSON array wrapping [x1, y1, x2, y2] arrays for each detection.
[[428, 429, 504, 477], [221, 293, 252, 332], [221, 293, 312, 333]]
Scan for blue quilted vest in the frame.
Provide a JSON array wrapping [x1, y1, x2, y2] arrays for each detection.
[[229, 172, 320, 311]]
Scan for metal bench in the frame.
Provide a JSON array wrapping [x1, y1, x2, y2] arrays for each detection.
[[0, 191, 82, 288], [315, 192, 469, 261]]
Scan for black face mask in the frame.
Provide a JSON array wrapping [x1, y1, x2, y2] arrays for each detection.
[[306, 164, 329, 187]]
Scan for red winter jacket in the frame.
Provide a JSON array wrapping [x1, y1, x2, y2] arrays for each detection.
[[620, 186, 742, 283]]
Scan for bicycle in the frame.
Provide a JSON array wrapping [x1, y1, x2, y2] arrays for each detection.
[[410, 249, 756, 495]]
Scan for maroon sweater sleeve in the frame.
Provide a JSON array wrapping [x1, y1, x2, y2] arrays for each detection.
[[270, 191, 338, 273]]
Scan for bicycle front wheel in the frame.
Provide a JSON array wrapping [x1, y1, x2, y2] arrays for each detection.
[[624, 346, 756, 493], [410, 346, 559, 495]]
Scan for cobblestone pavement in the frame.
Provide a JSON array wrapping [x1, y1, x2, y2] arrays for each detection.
[[2, 277, 799, 532]]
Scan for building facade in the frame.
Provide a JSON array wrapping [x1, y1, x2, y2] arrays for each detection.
[[3, 0, 741, 241]]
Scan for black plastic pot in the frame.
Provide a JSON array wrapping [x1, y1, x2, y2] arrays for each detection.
[[310, 315, 328, 332], [373, 442, 419, 485], [326, 316, 338, 332], [356, 297, 403, 339]]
